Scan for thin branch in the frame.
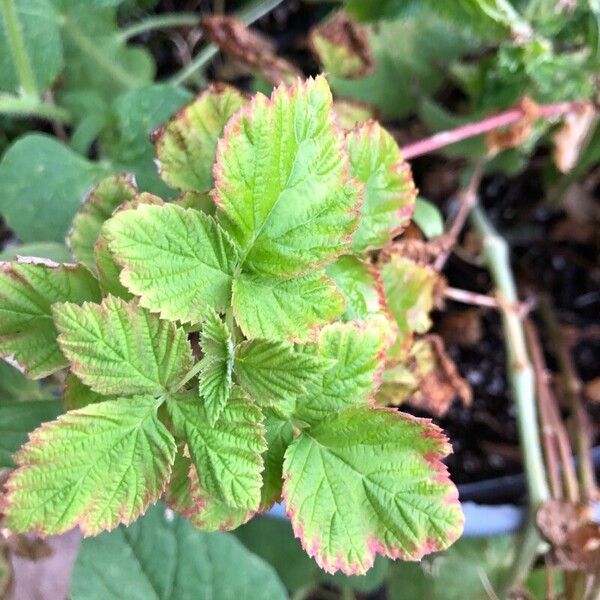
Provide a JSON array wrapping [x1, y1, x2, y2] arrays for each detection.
[[525, 319, 579, 502], [538, 296, 597, 502], [169, 0, 285, 86], [119, 13, 199, 42], [0, 0, 38, 97], [434, 163, 483, 271], [400, 100, 591, 160], [444, 286, 501, 309]]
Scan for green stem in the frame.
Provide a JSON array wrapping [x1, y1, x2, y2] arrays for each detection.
[[470, 205, 550, 597], [0, 93, 71, 123], [0, 0, 38, 96], [169, 0, 285, 86], [172, 360, 204, 393], [470, 205, 550, 507], [61, 18, 141, 91], [119, 13, 199, 42]]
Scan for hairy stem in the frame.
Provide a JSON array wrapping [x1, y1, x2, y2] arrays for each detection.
[[119, 13, 199, 42], [0, 0, 38, 97], [400, 101, 591, 160], [0, 93, 72, 123], [170, 0, 285, 86]]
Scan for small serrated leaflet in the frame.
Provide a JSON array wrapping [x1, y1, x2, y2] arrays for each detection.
[[68, 174, 137, 272], [0, 261, 101, 379], [347, 121, 415, 253], [153, 83, 248, 192], [53, 296, 193, 396], [105, 203, 239, 323], [232, 271, 345, 342], [167, 391, 266, 511]]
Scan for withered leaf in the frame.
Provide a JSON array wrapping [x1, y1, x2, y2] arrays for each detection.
[[201, 15, 301, 85], [485, 96, 539, 156]]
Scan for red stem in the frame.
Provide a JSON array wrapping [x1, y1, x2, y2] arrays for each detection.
[[400, 100, 589, 160]]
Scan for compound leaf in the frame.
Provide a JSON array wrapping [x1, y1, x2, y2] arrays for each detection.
[[68, 174, 137, 272], [234, 339, 331, 413], [198, 308, 234, 425], [0, 260, 101, 378], [283, 406, 464, 575], [214, 75, 361, 276], [232, 271, 345, 342], [53, 296, 193, 396], [105, 203, 239, 323], [154, 83, 248, 192], [347, 121, 415, 253], [167, 391, 266, 511], [4, 396, 176, 536], [70, 503, 287, 600], [294, 320, 390, 425]]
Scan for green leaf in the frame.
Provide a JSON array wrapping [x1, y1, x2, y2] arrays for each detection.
[[413, 197, 445, 239], [330, 15, 476, 119], [198, 308, 234, 425], [105, 203, 239, 323], [68, 174, 137, 272], [103, 85, 193, 196], [154, 83, 248, 192], [327, 255, 388, 321], [234, 339, 331, 413], [380, 254, 441, 354], [167, 450, 252, 532], [167, 391, 266, 511], [0, 0, 63, 93], [0, 242, 72, 263], [0, 134, 109, 242], [214, 75, 361, 276], [347, 121, 415, 252], [260, 411, 294, 509], [63, 372, 107, 410], [232, 271, 345, 342], [53, 296, 193, 396], [0, 360, 47, 400], [294, 320, 390, 425], [70, 503, 287, 600], [388, 535, 515, 600], [93, 232, 132, 299], [0, 260, 101, 378], [4, 396, 176, 535], [283, 406, 464, 575], [0, 399, 62, 467]]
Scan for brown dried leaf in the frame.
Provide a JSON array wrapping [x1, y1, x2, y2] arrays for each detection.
[[536, 500, 600, 572], [584, 377, 600, 403], [437, 309, 483, 347], [309, 10, 374, 79], [485, 97, 539, 156], [201, 15, 301, 85], [377, 334, 472, 417], [553, 104, 597, 173]]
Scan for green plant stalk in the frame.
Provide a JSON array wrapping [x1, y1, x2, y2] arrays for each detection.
[[470, 205, 550, 596], [61, 18, 141, 91], [0, 0, 38, 97], [0, 93, 72, 123], [119, 13, 199, 42], [170, 0, 285, 86]]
